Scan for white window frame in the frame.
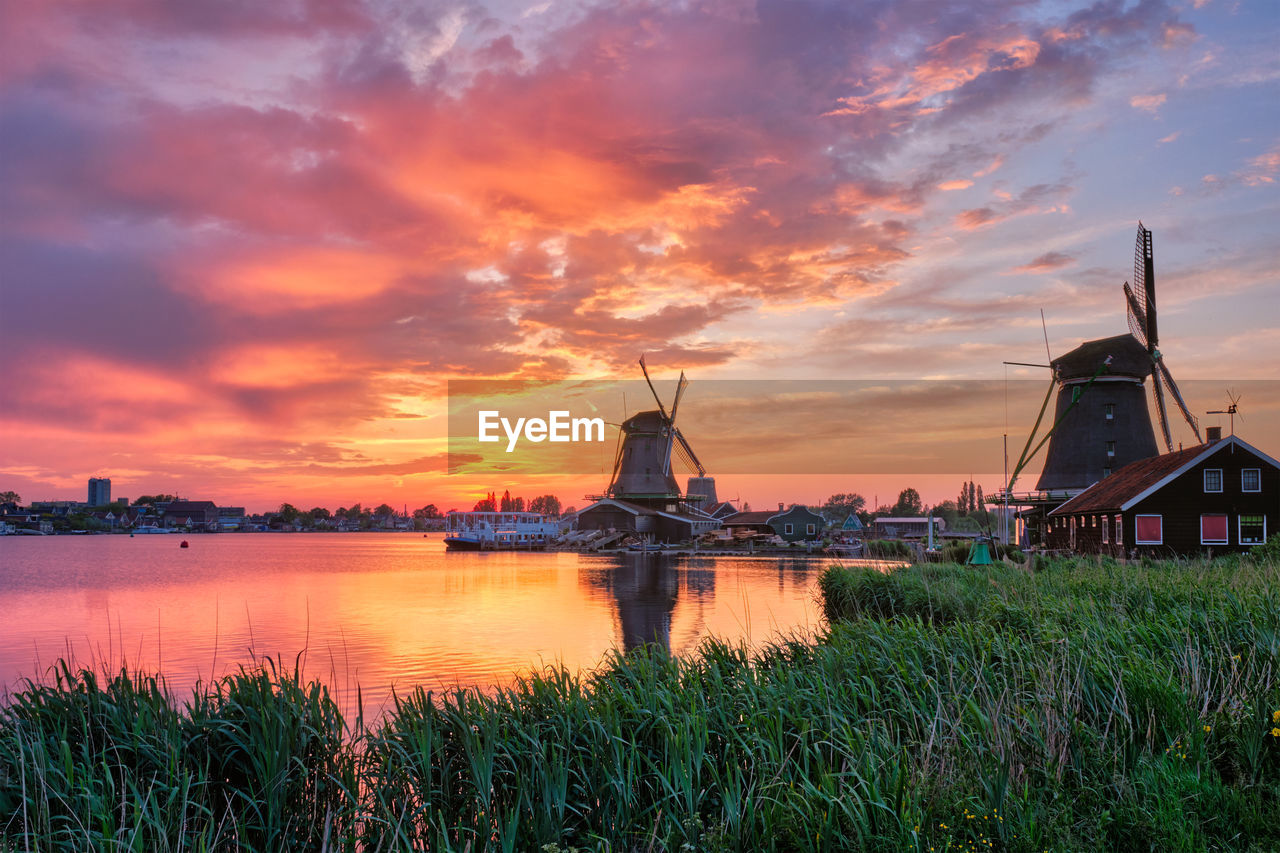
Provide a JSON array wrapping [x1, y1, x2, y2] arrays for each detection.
[[1105, 441, 1116, 458], [1102, 515, 1110, 544], [806, 523, 816, 535], [784, 523, 794, 535], [1105, 403, 1115, 421], [1135, 514, 1163, 545], [1238, 515, 1267, 546], [1115, 515, 1123, 546], [1204, 468, 1223, 493], [1200, 513, 1229, 546], [1069, 516, 1076, 549], [1242, 468, 1261, 493]]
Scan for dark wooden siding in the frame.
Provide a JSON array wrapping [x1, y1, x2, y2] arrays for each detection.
[[1126, 445, 1278, 556], [1051, 443, 1279, 556]]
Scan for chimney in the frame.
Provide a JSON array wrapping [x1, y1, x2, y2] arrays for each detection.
[[778, 502, 784, 511], [1206, 425, 1222, 443]]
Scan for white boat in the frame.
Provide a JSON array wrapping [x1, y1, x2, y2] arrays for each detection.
[[444, 511, 559, 550], [131, 525, 174, 534]]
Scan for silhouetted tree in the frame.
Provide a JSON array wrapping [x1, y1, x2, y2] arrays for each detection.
[[528, 495, 562, 517], [891, 488, 923, 517], [820, 492, 866, 523]]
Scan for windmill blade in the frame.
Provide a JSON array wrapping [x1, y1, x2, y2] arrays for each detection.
[[638, 355, 671, 421], [660, 427, 675, 477], [1123, 281, 1149, 346], [673, 428, 705, 477], [1155, 356, 1203, 443], [607, 431, 625, 495], [1151, 372, 1173, 452], [669, 371, 689, 424]]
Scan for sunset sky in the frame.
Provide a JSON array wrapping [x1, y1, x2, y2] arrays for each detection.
[[2, 0, 1277, 512]]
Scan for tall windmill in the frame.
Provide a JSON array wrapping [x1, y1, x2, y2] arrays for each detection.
[[1122, 222, 1202, 451], [1031, 223, 1199, 492], [606, 356, 706, 505]]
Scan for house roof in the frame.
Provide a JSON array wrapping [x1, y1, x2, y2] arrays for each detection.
[[771, 505, 822, 519], [580, 498, 657, 516], [1050, 435, 1278, 515], [163, 500, 218, 513], [723, 510, 777, 525], [706, 500, 738, 518]]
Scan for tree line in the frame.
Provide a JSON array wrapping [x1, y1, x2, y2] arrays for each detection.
[[470, 491, 565, 517]]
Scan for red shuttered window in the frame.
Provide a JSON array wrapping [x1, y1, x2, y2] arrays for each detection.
[[1201, 514, 1228, 545], [1135, 515, 1162, 545]]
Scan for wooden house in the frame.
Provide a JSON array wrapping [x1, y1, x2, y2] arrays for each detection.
[[162, 500, 220, 530], [1046, 434, 1278, 556], [768, 505, 826, 542]]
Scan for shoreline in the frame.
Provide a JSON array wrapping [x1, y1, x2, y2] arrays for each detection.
[[5, 554, 1278, 851]]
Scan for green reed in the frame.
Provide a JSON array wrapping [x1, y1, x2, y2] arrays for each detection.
[[4, 555, 1280, 851]]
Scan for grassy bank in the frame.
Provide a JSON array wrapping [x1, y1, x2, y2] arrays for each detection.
[[3, 557, 1280, 851]]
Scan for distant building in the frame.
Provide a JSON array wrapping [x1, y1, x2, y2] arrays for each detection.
[[768, 505, 826, 542], [722, 504, 826, 542], [161, 500, 220, 531], [88, 477, 111, 506], [872, 517, 945, 540], [686, 476, 719, 504], [576, 498, 719, 543], [704, 500, 739, 520], [721, 510, 778, 536], [1047, 434, 1278, 556]]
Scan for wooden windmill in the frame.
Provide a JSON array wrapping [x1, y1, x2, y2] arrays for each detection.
[[606, 356, 707, 505], [1033, 223, 1200, 492]]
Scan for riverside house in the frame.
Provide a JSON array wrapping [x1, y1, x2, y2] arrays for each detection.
[[1046, 433, 1278, 556]]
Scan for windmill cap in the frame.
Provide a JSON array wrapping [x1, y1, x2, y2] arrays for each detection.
[[1052, 333, 1152, 380], [623, 410, 670, 431]]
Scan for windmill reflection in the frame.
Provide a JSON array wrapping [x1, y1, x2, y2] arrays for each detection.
[[581, 557, 716, 653]]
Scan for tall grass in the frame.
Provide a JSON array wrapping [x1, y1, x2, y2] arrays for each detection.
[[4, 556, 1280, 851], [0, 657, 357, 851]]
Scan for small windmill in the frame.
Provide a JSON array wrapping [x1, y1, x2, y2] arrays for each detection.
[[606, 356, 706, 504], [1122, 222, 1202, 451], [1207, 389, 1243, 437]]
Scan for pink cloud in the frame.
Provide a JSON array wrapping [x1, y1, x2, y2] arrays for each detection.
[[1013, 251, 1076, 274], [1130, 92, 1167, 113], [0, 0, 1211, 504]]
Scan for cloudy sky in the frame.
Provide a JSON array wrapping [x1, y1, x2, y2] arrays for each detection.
[[2, 0, 1277, 511]]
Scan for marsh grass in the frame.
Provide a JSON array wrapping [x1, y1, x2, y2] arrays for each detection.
[[4, 556, 1280, 851]]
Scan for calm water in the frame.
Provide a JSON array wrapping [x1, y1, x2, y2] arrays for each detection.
[[0, 533, 833, 716]]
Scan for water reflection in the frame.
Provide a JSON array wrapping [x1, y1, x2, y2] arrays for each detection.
[[1, 535, 828, 716], [579, 556, 718, 652]]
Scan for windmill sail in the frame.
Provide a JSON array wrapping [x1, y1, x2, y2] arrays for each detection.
[[1155, 355, 1202, 444], [1151, 369, 1173, 450]]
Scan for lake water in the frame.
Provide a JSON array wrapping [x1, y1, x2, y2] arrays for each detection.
[[0, 533, 835, 717]]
